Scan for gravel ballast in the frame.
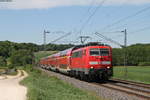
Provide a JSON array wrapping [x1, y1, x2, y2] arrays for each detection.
[[40, 68, 142, 100]]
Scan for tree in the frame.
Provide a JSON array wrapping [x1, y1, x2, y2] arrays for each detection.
[[10, 50, 33, 66], [0, 56, 7, 66], [112, 43, 150, 66]]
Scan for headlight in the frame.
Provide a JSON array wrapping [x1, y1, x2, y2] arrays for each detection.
[[107, 66, 110, 69], [91, 66, 94, 69], [89, 61, 99, 65]]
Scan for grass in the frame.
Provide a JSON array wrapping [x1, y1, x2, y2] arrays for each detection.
[[7, 70, 18, 76], [113, 66, 150, 84], [0, 66, 8, 69], [0, 69, 5, 73], [0, 66, 17, 75], [21, 67, 101, 100]]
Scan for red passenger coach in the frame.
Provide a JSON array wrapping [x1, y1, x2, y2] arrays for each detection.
[[40, 42, 113, 81]]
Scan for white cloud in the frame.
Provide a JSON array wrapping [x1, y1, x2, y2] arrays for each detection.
[[0, 0, 150, 9]]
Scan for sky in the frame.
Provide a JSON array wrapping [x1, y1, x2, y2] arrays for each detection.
[[0, 0, 150, 48]]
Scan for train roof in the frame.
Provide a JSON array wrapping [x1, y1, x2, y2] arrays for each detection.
[[72, 42, 110, 50], [41, 42, 111, 59]]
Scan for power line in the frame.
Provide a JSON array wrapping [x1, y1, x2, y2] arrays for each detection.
[[47, 1, 96, 44], [58, 40, 80, 44], [69, 0, 97, 38], [50, 32, 72, 43], [79, 0, 98, 23], [69, 0, 106, 43], [106, 14, 150, 31], [86, 0, 98, 13], [100, 5, 150, 31], [95, 32, 124, 47], [131, 26, 150, 34], [110, 34, 124, 39], [98, 31, 124, 34], [79, 0, 107, 34], [51, 31, 65, 34], [42, 0, 105, 44]]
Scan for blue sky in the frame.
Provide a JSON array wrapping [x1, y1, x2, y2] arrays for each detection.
[[0, 0, 150, 47]]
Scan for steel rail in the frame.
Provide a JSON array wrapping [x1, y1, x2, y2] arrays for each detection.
[[108, 82, 150, 95], [111, 78, 150, 89], [94, 83, 150, 100]]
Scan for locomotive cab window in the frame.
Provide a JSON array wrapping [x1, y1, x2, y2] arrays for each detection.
[[90, 48, 109, 56], [90, 49, 100, 56], [100, 48, 109, 56]]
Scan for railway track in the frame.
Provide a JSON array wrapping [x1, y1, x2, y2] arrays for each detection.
[[40, 68, 150, 100], [111, 78, 150, 89], [94, 79, 150, 100]]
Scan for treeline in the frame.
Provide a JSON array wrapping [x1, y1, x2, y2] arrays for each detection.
[[0, 41, 74, 67], [0, 41, 150, 67], [113, 44, 150, 66]]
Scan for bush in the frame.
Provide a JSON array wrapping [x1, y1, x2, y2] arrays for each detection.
[[138, 62, 150, 66], [10, 50, 33, 66], [0, 56, 7, 66]]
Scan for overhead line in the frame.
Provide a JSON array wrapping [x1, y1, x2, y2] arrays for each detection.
[[50, 32, 72, 43], [69, 0, 106, 44], [79, 0, 107, 34], [56, 41, 80, 44], [52, 0, 98, 44], [79, 0, 98, 23], [100, 6, 150, 31], [131, 26, 150, 34], [107, 14, 150, 31], [98, 31, 124, 34], [95, 32, 123, 47], [48, 0, 96, 44], [86, 0, 98, 13]]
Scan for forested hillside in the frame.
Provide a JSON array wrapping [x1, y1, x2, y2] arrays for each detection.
[[0, 41, 73, 67], [113, 44, 150, 66], [0, 41, 150, 67]]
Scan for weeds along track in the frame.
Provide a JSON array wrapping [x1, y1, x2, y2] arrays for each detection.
[[94, 79, 150, 100], [39, 68, 150, 100]]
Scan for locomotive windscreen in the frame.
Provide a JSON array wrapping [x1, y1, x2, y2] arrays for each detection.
[[90, 48, 109, 56]]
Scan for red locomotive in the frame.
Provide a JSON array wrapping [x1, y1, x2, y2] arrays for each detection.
[[40, 42, 113, 81]]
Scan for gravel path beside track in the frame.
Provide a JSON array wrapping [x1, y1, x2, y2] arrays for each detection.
[[40, 68, 143, 100], [0, 70, 28, 100]]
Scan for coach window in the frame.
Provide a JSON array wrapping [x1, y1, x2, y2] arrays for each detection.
[[72, 52, 78, 58], [72, 51, 82, 58], [78, 51, 83, 57]]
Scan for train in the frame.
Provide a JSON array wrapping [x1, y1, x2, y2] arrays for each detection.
[[39, 42, 113, 81]]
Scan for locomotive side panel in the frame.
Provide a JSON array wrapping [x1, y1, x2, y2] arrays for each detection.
[[70, 48, 88, 74]]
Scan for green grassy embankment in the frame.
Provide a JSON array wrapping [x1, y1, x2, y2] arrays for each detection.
[[113, 66, 150, 84], [21, 67, 101, 100]]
